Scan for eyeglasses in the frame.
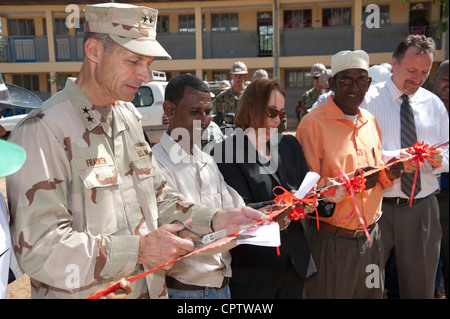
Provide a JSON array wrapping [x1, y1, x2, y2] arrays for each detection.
[[267, 109, 286, 120], [336, 76, 370, 87]]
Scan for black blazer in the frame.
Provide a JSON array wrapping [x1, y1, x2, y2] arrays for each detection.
[[213, 132, 313, 287]]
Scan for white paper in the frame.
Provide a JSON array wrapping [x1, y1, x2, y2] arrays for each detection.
[[236, 222, 281, 247], [293, 171, 321, 199]]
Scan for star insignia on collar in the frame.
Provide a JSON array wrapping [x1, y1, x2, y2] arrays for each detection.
[[142, 15, 148, 23], [86, 115, 93, 123], [82, 107, 90, 114], [149, 17, 154, 24]]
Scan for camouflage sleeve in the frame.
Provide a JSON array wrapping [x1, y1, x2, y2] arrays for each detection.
[[6, 117, 140, 290], [277, 114, 287, 133], [299, 91, 310, 120], [212, 94, 225, 125]]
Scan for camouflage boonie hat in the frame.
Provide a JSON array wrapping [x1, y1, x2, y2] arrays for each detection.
[[84, 2, 171, 59]]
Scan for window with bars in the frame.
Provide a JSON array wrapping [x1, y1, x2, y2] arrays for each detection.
[[178, 14, 195, 32], [8, 19, 35, 36], [283, 9, 312, 28], [322, 7, 352, 27], [157, 15, 170, 33], [13, 74, 40, 93], [54, 18, 70, 35], [285, 69, 313, 88], [211, 13, 238, 32]]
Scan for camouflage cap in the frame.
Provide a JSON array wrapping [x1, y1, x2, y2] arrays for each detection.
[[84, 3, 171, 59], [230, 61, 248, 74], [311, 63, 326, 77], [252, 69, 269, 80], [318, 69, 332, 89]]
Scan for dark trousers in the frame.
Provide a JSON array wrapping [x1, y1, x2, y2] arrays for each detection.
[[381, 195, 441, 298], [438, 193, 449, 298], [303, 222, 384, 299], [229, 260, 304, 299]]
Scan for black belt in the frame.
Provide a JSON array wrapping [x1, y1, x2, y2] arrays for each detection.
[[309, 219, 376, 238], [166, 276, 229, 291], [383, 193, 439, 205], [382, 196, 428, 205], [436, 190, 449, 199]]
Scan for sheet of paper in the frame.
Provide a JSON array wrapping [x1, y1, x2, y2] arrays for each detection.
[[293, 171, 321, 199], [236, 222, 281, 247]]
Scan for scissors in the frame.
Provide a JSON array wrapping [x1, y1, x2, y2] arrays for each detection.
[[171, 220, 256, 246]]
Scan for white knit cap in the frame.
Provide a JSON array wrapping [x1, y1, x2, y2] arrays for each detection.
[[331, 50, 369, 76], [84, 3, 171, 59]]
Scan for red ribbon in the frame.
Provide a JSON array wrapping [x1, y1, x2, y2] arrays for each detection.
[[272, 186, 319, 228], [87, 141, 448, 299], [87, 206, 289, 299], [406, 141, 442, 207], [334, 169, 371, 241]]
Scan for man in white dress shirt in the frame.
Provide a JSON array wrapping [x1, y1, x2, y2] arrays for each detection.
[[364, 35, 449, 298], [153, 74, 262, 299]]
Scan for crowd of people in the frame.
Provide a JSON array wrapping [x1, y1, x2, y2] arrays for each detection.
[[0, 2, 448, 300]]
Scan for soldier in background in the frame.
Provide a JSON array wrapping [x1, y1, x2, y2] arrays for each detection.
[[299, 63, 326, 121], [212, 61, 248, 126]]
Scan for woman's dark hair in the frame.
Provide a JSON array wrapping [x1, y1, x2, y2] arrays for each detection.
[[235, 78, 285, 130]]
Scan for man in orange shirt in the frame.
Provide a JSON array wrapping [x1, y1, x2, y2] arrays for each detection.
[[296, 50, 402, 298]]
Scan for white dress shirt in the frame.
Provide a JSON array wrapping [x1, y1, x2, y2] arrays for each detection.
[[152, 131, 245, 287], [363, 77, 449, 199]]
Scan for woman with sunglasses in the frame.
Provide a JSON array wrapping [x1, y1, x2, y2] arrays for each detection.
[[212, 78, 316, 299]]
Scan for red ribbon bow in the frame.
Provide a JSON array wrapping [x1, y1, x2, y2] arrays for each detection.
[[334, 168, 371, 241], [406, 141, 441, 207], [272, 186, 319, 226]]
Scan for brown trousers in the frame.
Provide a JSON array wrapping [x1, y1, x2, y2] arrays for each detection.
[[303, 221, 384, 299]]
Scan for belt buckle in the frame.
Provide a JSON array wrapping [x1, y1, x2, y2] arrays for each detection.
[[353, 229, 365, 237]]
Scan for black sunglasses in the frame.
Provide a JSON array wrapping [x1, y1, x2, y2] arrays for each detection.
[[267, 109, 286, 120]]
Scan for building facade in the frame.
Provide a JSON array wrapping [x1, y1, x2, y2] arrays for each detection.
[[0, 0, 447, 125]]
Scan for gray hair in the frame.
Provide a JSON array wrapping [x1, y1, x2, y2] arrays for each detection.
[[83, 32, 118, 53]]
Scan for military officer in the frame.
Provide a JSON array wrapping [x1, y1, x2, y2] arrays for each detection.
[[6, 3, 264, 299]]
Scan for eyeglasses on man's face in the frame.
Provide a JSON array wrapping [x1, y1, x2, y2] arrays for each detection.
[[336, 76, 370, 87]]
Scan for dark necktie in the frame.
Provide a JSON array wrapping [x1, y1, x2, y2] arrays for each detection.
[[400, 94, 421, 197]]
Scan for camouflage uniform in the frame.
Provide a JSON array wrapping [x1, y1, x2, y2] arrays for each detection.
[[278, 115, 287, 133], [299, 87, 324, 121], [212, 88, 244, 125], [6, 78, 216, 299]]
